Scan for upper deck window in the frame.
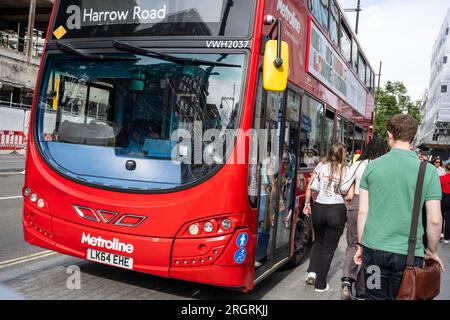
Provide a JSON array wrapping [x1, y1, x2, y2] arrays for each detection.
[[340, 21, 352, 65], [358, 53, 366, 83], [352, 40, 358, 72], [366, 66, 373, 93], [309, 0, 329, 31], [52, 0, 255, 39], [329, 1, 339, 48]]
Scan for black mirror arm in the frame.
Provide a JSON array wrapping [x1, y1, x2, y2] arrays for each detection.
[[264, 18, 283, 68], [274, 19, 283, 68]]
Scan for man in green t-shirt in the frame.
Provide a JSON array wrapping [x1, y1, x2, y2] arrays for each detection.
[[354, 114, 445, 300]]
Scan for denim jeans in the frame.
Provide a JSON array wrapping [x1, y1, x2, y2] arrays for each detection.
[[363, 247, 424, 300]]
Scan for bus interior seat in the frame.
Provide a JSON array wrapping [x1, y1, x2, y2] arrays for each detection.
[[57, 119, 122, 146]]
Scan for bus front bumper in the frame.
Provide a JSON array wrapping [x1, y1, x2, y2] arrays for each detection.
[[23, 206, 253, 289]]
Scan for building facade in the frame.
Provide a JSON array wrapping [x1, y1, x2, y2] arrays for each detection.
[[0, 0, 52, 108], [417, 8, 450, 150]]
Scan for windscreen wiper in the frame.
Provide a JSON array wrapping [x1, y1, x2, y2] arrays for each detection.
[[112, 40, 241, 68], [56, 41, 138, 61]]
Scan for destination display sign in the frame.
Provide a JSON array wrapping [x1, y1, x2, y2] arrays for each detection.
[[52, 0, 255, 39]]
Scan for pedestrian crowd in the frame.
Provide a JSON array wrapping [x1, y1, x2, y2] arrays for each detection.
[[303, 114, 446, 300]]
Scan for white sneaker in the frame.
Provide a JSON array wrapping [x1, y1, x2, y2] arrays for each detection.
[[305, 272, 316, 285], [445, 240, 449, 244], [315, 284, 330, 293], [255, 261, 262, 267]]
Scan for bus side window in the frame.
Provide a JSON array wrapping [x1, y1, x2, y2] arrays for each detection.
[[300, 95, 323, 168]]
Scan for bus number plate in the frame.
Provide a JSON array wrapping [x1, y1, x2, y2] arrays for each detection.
[[87, 249, 133, 270]]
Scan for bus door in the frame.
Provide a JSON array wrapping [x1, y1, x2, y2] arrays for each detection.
[[254, 89, 301, 278]]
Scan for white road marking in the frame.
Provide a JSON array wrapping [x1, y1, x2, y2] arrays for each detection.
[[0, 172, 23, 175], [0, 251, 57, 269], [0, 195, 22, 200], [0, 250, 53, 264]]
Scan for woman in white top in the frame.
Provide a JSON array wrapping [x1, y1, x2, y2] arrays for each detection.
[[339, 137, 388, 300], [303, 143, 348, 292]]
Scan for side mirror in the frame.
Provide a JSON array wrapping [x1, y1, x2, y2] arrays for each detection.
[[263, 40, 289, 92]]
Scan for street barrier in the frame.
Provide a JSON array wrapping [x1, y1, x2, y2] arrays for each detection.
[[0, 130, 27, 151]]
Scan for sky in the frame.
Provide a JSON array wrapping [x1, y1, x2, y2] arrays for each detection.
[[339, 0, 449, 102]]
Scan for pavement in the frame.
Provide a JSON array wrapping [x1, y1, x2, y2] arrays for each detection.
[[0, 172, 449, 300]]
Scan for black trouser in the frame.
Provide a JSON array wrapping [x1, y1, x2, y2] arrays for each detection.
[[363, 247, 424, 300], [442, 193, 450, 241], [308, 202, 347, 290]]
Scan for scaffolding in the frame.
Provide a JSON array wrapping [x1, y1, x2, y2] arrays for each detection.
[[0, 0, 51, 61], [0, 0, 52, 106]]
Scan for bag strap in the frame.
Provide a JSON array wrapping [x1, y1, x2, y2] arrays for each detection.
[[406, 161, 427, 266], [338, 160, 364, 196]]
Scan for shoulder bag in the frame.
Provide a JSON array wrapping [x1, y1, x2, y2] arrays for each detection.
[[396, 161, 441, 300]]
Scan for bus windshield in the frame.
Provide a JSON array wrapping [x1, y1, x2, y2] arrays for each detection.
[[36, 53, 246, 191], [52, 0, 255, 39]]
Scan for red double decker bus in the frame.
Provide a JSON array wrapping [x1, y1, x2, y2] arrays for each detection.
[[23, 0, 375, 291]]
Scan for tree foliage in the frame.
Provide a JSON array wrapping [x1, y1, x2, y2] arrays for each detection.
[[374, 81, 421, 139]]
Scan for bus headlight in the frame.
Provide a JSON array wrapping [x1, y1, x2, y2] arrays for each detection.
[[37, 199, 45, 208], [30, 193, 38, 202], [203, 222, 214, 233], [22, 187, 50, 215], [176, 214, 243, 238], [221, 219, 232, 231], [188, 224, 200, 236], [23, 187, 31, 197]]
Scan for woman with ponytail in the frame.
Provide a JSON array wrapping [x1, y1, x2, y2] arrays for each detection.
[[303, 143, 348, 292]]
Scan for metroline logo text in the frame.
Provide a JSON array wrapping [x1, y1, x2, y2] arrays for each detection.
[[81, 232, 134, 254], [277, 0, 301, 34]]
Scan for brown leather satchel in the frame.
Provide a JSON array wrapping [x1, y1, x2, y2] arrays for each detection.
[[397, 161, 441, 300]]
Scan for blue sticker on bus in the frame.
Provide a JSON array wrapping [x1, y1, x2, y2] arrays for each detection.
[[236, 232, 248, 248], [234, 248, 247, 264]]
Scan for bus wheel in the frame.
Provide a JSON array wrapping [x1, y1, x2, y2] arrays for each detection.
[[282, 209, 313, 269]]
